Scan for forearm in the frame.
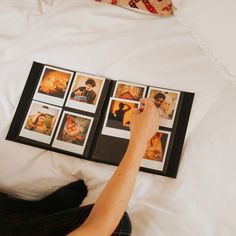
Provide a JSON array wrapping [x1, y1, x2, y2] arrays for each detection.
[[68, 139, 146, 236], [68, 98, 159, 236]]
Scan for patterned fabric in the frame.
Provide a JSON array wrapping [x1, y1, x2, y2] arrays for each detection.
[[0, 193, 132, 236], [96, 0, 173, 16]]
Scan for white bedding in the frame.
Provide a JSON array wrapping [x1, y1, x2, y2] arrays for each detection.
[[0, 1, 236, 235]]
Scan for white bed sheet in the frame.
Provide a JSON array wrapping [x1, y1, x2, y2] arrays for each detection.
[[0, 1, 236, 235]]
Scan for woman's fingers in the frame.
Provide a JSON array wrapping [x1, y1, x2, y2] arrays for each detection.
[[130, 108, 140, 129], [140, 98, 155, 110]]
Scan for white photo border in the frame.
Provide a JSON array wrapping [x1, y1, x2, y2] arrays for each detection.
[[19, 101, 62, 144], [33, 65, 74, 107], [52, 111, 94, 155], [65, 72, 106, 113], [141, 130, 171, 172], [101, 98, 140, 140], [147, 87, 180, 128]]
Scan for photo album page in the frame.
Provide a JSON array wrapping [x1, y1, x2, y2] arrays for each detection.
[[92, 80, 194, 177], [6, 62, 194, 177]]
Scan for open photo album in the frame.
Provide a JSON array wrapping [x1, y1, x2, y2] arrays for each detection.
[[6, 62, 194, 178]]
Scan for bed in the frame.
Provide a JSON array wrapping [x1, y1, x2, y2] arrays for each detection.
[[0, 0, 236, 235]]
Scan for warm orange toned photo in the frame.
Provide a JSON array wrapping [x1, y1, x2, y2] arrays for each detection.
[[38, 68, 72, 98], [70, 74, 104, 105], [149, 89, 178, 120], [57, 114, 91, 146], [24, 103, 59, 136], [106, 99, 138, 131], [143, 132, 168, 162], [114, 82, 145, 101]]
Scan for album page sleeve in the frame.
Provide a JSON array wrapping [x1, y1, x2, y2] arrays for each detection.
[[6, 61, 111, 159], [90, 88, 194, 178]]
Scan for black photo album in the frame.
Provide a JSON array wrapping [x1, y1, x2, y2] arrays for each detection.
[[6, 62, 194, 178]]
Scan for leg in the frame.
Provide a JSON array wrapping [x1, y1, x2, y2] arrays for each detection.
[[0, 204, 132, 236], [0, 205, 93, 236], [3, 179, 87, 215]]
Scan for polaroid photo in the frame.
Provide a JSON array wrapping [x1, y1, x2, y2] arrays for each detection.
[[113, 81, 147, 101], [147, 87, 180, 128], [102, 98, 140, 139], [52, 111, 94, 155], [33, 66, 74, 106], [141, 130, 171, 171], [65, 72, 106, 113], [19, 101, 62, 144]]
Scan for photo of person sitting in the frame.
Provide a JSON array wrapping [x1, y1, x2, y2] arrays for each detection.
[[57, 115, 90, 146], [25, 113, 55, 136], [71, 79, 97, 104], [38, 68, 72, 98], [144, 132, 164, 162]]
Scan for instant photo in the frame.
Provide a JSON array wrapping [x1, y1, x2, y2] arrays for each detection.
[[33, 66, 74, 106], [19, 101, 61, 144], [102, 98, 140, 139], [66, 72, 105, 113], [52, 111, 93, 155], [141, 130, 171, 171], [113, 81, 147, 101], [147, 87, 180, 128]]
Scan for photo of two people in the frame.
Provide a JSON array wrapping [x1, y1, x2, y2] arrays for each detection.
[[149, 88, 179, 121]]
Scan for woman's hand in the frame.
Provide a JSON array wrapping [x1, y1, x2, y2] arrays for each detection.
[[130, 98, 160, 147], [67, 98, 160, 236]]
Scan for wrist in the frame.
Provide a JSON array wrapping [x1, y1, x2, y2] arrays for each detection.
[[128, 137, 147, 154]]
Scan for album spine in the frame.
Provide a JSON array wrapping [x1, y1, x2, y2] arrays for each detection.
[[88, 79, 115, 160]]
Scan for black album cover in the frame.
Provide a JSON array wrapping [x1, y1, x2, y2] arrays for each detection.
[[6, 62, 194, 178]]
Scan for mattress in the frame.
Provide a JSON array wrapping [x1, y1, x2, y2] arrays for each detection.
[[0, 1, 235, 235]]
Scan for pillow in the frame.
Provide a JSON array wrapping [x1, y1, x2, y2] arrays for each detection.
[[96, 0, 173, 16], [174, 0, 236, 79]]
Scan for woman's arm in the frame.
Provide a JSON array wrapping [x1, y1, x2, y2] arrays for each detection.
[[68, 98, 160, 236]]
